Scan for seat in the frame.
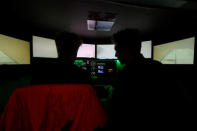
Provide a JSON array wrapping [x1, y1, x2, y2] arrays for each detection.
[[0, 84, 107, 131]]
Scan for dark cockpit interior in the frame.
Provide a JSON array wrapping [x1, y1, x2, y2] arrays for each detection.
[[0, 0, 197, 130]]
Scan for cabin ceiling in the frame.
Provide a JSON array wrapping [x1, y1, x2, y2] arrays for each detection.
[[1, 0, 197, 42]]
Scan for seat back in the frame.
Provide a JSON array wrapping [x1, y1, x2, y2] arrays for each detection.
[[0, 84, 107, 131]]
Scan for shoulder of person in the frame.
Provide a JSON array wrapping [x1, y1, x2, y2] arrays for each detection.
[[145, 58, 162, 65]]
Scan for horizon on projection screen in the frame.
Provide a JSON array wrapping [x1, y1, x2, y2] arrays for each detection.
[[0, 34, 30, 65], [153, 37, 195, 64]]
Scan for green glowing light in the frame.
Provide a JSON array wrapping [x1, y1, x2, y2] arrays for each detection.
[[74, 59, 84, 67], [115, 60, 126, 72], [91, 76, 98, 79]]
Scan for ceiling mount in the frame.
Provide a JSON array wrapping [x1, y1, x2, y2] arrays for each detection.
[[87, 11, 117, 31]]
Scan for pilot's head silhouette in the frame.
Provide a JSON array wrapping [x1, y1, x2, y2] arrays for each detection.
[[55, 32, 82, 63], [112, 29, 141, 64]]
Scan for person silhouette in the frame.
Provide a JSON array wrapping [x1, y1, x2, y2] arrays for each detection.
[[31, 32, 91, 84], [112, 29, 162, 99], [103, 29, 191, 130]]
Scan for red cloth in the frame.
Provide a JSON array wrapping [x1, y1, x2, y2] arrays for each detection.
[[0, 84, 107, 131]]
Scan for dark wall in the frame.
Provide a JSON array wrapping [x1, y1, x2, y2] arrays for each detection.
[[0, 65, 32, 115]]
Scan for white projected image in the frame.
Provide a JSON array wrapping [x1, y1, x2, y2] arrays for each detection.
[[33, 36, 58, 58], [97, 44, 117, 59], [0, 34, 30, 64], [96, 42, 152, 59], [141, 41, 152, 58], [154, 37, 195, 64], [77, 44, 95, 58]]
